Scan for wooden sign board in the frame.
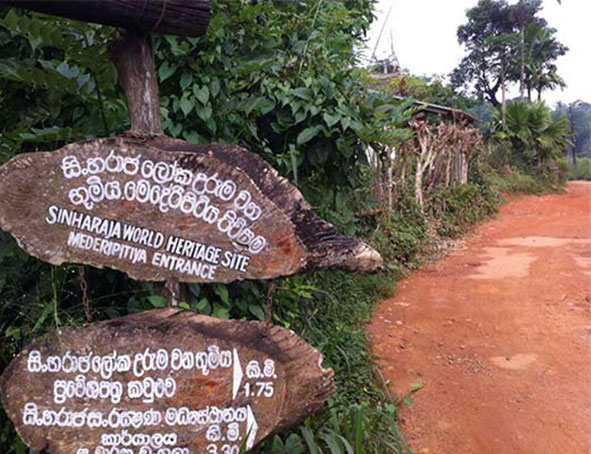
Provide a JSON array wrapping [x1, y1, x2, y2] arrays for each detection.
[[0, 135, 382, 283], [0, 0, 211, 37], [0, 308, 335, 453]]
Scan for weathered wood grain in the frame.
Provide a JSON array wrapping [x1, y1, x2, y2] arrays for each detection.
[[0, 134, 383, 283], [0, 0, 211, 37], [0, 308, 335, 453]]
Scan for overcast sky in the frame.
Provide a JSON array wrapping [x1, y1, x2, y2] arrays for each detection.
[[362, 0, 590, 106]]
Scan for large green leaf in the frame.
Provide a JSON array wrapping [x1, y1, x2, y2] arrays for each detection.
[[179, 95, 194, 115], [297, 126, 322, 145], [292, 87, 313, 101], [193, 85, 210, 105], [323, 112, 341, 128]]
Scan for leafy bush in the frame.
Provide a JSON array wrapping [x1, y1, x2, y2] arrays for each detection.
[[153, 0, 375, 188], [0, 8, 126, 157], [429, 182, 498, 237], [567, 157, 591, 181], [483, 165, 558, 195], [384, 73, 477, 111]]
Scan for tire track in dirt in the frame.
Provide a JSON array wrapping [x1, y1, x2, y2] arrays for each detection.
[[369, 182, 591, 454]]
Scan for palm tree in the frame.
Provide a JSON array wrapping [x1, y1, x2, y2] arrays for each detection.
[[509, 0, 542, 98], [494, 101, 571, 169], [523, 23, 567, 101], [533, 67, 565, 102]]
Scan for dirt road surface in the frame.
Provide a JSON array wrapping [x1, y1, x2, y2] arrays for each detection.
[[369, 182, 591, 454]]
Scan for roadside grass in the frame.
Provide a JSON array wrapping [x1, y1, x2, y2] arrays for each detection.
[[485, 167, 565, 195], [256, 171, 503, 453], [257, 268, 411, 454]]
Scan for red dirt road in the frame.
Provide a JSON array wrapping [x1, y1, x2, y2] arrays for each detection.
[[369, 182, 591, 454]]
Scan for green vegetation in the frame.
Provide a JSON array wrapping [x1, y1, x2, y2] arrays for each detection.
[[478, 100, 569, 195], [0, 1, 576, 453], [484, 166, 557, 194], [567, 157, 591, 181], [379, 73, 477, 111], [553, 102, 591, 157], [492, 101, 570, 172]]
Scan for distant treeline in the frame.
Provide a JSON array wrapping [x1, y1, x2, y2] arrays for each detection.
[[552, 101, 591, 158]]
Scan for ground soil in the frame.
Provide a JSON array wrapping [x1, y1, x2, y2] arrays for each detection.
[[368, 182, 591, 454]]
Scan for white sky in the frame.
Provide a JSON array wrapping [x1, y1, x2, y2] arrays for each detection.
[[362, 0, 591, 106]]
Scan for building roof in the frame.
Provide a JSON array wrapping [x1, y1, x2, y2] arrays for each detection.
[[367, 73, 480, 124], [391, 95, 481, 124]]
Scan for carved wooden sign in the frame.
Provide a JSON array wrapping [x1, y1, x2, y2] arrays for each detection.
[[0, 135, 382, 283], [0, 308, 335, 454]]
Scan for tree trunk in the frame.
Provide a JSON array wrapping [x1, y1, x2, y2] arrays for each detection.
[[520, 25, 525, 99], [487, 91, 501, 107], [413, 128, 432, 212], [414, 160, 424, 211], [400, 155, 406, 192], [445, 152, 452, 187], [373, 149, 383, 207], [460, 152, 469, 184], [385, 147, 394, 216], [500, 55, 507, 129], [109, 30, 162, 135], [109, 29, 165, 300]]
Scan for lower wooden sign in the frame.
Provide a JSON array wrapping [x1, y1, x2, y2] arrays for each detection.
[[0, 309, 335, 454]]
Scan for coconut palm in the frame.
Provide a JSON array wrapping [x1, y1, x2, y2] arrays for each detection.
[[523, 23, 567, 101]]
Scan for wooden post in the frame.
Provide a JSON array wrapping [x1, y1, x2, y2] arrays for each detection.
[[109, 30, 162, 135]]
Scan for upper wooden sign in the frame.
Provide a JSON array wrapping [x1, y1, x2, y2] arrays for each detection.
[[0, 135, 382, 283], [0, 308, 335, 453], [0, 0, 211, 37]]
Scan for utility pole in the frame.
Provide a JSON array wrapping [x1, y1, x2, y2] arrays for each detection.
[[568, 103, 576, 168]]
